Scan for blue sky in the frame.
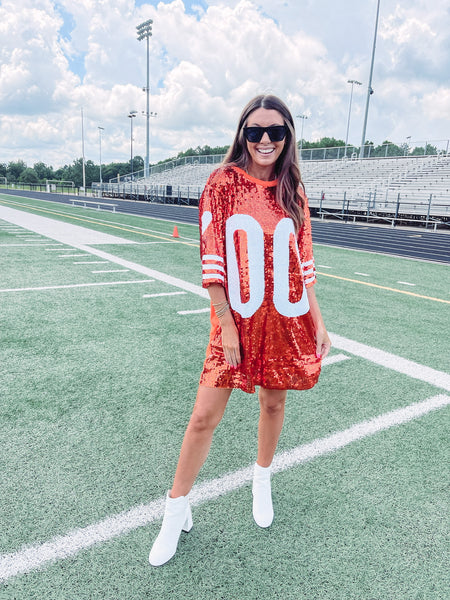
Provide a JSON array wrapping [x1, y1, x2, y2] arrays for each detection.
[[0, 0, 449, 168], [55, 2, 87, 80]]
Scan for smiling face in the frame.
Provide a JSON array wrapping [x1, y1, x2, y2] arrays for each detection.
[[245, 107, 286, 181]]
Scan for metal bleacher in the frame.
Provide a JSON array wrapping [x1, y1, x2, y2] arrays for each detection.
[[96, 153, 450, 229]]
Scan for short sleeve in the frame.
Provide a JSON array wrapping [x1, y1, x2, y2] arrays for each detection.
[[199, 171, 227, 288], [297, 192, 316, 288]]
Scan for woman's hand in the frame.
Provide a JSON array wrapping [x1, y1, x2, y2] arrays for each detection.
[[207, 283, 241, 368], [315, 326, 331, 360], [306, 286, 331, 360], [220, 311, 241, 368]]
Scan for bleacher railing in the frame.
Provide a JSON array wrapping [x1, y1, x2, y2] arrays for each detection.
[[91, 181, 449, 230], [109, 139, 450, 184]]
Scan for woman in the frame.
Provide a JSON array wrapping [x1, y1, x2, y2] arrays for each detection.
[[149, 94, 331, 566]]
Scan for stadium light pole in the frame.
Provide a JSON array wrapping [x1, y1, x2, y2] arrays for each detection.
[[345, 80, 362, 157], [98, 126, 104, 184], [137, 19, 153, 178], [142, 110, 157, 173], [360, 0, 381, 158], [296, 114, 308, 158], [128, 110, 138, 179], [81, 107, 86, 192]]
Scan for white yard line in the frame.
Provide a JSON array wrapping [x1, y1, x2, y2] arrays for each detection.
[[330, 333, 450, 392], [142, 291, 187, 298], [321, 353, 350, 367], [74, 244, 209, 299], [92, 270, 130, 274], [58, 254, 91, 258], [0, 392, 448, 582], [73, 261, 110, 265], [0, 281, 155, 293], [178, 307, 211, 315]]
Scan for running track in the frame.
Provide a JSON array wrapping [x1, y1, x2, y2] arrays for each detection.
[[1, 189, 449, 264]]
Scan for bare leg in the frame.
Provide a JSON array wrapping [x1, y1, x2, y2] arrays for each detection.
[[170, 386, 232, 498], [256, 388, 287, 467]]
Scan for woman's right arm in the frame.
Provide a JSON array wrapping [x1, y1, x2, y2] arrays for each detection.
[[207, 283, 241, 368]]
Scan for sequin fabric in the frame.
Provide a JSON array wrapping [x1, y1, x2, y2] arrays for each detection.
[[199, 165, 321, 393]]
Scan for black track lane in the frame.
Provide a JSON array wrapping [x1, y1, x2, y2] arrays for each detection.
[[1, 189, 449, 264]]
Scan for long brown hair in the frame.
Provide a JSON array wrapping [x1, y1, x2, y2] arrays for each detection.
[[223, 94, 305, 231]]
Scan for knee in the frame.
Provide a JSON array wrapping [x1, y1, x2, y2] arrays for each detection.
[[188, 406, 221, 434], [259, 389, 286, 416]]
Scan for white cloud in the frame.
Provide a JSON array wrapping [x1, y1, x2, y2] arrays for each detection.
[[0, 0, 449, 170]]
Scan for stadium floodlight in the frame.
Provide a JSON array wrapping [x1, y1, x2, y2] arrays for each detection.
[[128, 111, 138, 179], [345, 80, 362, 158], [360, 0, 381, 158], [137, 19, 153, 178], [296, 114, 308, 157], [98, 126, 104, 184]]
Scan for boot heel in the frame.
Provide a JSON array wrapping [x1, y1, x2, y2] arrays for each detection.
[[182, 504, 193, 532]]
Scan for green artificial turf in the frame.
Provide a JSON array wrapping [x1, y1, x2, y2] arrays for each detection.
[[1, 195, 448, 599]]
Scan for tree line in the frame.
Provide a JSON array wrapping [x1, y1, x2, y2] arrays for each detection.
[[0, 139, 438, 188]]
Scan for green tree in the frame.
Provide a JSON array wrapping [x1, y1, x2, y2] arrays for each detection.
[[33, 161, 55, 182], [131, 155, 144, 173], [101, 162, 130, 182], [7, 160, 27, 181], [19, 168, 39, 184], [372, 140, 403, 157], [411, 144, 438, 156], [359, 141, 374, 158], [301, 137, 346, 149]]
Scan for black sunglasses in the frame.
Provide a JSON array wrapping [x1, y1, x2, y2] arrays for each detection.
[[243, 125, 287, 143]]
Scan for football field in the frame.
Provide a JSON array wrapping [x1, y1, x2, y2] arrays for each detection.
[[0, 194, 449, 599]]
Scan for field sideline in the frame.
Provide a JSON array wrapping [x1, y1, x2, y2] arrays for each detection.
[[0, 194, 449, 599]]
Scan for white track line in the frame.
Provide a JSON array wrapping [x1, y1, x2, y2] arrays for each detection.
[[0, 393, 448, 582], [0, 281, 155, 293]]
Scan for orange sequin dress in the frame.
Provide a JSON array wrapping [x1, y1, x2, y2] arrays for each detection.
[[199, 165, 321, 393]]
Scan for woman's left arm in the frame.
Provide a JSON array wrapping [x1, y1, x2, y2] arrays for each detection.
[[306, 286, 331, 359]]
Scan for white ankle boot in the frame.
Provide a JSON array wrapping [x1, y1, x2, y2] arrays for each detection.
[[149, 492, 193, 566], [252, 462, 274, 528]]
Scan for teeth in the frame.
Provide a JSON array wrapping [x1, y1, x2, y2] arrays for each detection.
[[258, 148, 274, 154]]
